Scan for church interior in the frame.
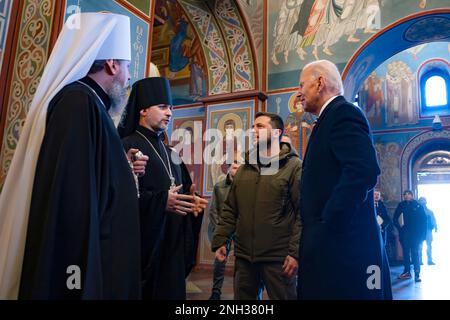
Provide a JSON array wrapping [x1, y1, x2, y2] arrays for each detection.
[[0, 0, 450, 300]]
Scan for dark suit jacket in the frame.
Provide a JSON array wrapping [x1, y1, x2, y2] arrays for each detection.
[[298, 96, 392, 300]]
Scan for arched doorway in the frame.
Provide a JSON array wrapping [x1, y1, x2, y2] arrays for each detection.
[[411, 143, 450, 267], [387, 134, 450, 299]]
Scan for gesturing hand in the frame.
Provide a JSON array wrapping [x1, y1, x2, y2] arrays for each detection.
[[166, 185, 196, 216], [189, 184, 208, 217]]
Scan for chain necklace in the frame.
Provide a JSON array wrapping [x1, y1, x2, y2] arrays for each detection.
[[136, 130, 175, 187]]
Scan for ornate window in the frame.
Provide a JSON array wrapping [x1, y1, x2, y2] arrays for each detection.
[[419, 60, 450, 116]]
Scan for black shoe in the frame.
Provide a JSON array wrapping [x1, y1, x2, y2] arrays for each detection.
[[428, 261, 436, 265], [415, 275, 422, 282], [209, 292, 221, 300]]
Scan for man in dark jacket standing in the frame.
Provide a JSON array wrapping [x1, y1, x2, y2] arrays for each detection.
[[296, 60, 392, 300], [119, 77, 207, 299], [208, 161, 241, 300], [212, 112, 302, 300], [394, 190, 427, 282]]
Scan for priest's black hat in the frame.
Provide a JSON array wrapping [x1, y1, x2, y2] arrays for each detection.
[[118, 77, 173, 138]]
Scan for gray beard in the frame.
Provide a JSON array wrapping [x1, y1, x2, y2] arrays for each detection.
[[108, 78, 129, 128]]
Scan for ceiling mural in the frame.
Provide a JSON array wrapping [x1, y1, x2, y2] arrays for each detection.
[[267, 0, 450, 91], [152, 0, 211, 105], [358, 42, 450, 130], [237, 0, 264, 88], [152, 0, 257, 105], [213, 0, 255, 92]]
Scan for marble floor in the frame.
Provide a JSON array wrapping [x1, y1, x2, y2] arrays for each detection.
[[186, 258, 450, 300]]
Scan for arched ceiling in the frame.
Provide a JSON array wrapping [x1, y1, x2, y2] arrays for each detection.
[[177, 0, 257, 96], [343, 8, 450, 101]]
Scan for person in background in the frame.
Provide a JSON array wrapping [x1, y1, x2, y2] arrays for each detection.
[[418, 197, 437, 265], [374, 190, 392, 246], [208, 161, 241, 300], [394, 190, 427, 282]]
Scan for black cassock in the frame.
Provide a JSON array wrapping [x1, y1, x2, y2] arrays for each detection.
[[122, 125, 202, 300], [19, 77, 141, 299]]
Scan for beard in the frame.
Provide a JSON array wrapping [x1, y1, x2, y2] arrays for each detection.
[[108, 76, 129, 128]]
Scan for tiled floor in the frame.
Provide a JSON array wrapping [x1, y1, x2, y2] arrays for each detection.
[[186, 260, 450, 300]]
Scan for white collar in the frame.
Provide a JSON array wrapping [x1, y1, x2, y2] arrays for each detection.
[[318, 95, 339, 118]]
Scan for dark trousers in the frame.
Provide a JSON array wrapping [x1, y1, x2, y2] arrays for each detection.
[[212, 258, 227, 294], [234, 257, 296, 300], [401, 236, 421, 275]]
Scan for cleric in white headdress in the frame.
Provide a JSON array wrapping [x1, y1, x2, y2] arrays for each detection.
[[0, 12, 141, 299]]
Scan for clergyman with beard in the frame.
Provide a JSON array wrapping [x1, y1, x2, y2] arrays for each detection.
[[1, 13, 145, 299], [119, 77, 208, 299]]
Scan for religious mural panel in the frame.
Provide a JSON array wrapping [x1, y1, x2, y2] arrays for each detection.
[[358, 42, 450, 130], [374, 131, 419, 208], [169, 105, 206, 195], [155, 0, 206, 100], [203, 100, 254, 195], [267, 0, 449, 91], [267, 91, 316, 158]]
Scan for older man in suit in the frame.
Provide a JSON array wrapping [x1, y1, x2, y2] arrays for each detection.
[[296, 60, 392, 300]]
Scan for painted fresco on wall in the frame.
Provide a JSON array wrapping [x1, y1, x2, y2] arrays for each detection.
[[152, 0, 206, 105], [385, 61, 418, 127], [65, 0, 149, 84], [267, 91, 316, 158], [0, 0, 13, 71], [0, 0, 55, 188], [360, 71, 384, 127], [238, 0, 264, 89], [374, 131, 423, 207], [375, 141, 402, 205], [168, 105, 205, 192], [267, 0, 449, 91], [198, 205, 236, 265], [358, 42, 450, 130], [171, 116, 205, 194], [203, 101, 254, 195]]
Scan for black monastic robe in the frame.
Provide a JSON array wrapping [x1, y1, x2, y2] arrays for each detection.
[[122, 125, 202, 300], [19, 77, 141, 299]]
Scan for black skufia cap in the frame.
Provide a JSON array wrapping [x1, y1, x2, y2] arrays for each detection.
[[118, 77, 173, 138]]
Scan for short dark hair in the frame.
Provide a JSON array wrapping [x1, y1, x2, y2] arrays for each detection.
[[403, 190, 414, 196], [255, 112, 284, 136]]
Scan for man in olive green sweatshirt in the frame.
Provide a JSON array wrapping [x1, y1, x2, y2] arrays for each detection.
[[212, 112, 302, 300]]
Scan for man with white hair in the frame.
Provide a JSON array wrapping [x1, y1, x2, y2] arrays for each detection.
[[296, 60, 392, 299], [0, 13, 146, 299]]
